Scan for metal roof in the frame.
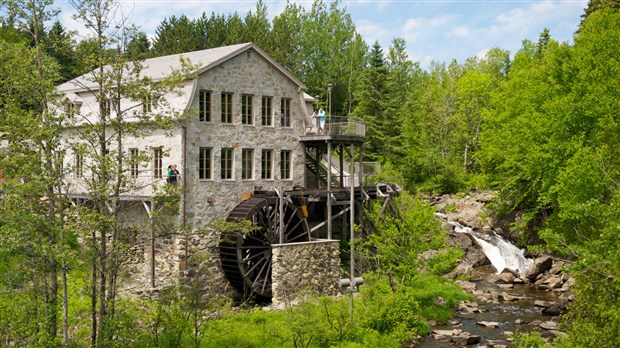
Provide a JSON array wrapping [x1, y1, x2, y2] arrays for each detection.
[[57, 42, 306, 93]]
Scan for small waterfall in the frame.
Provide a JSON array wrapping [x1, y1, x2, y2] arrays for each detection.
[[437, 214, 532, 274]]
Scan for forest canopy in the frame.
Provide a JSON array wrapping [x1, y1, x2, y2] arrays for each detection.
[[1, 0, 619, 346]]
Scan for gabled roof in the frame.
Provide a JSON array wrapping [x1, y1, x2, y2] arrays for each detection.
[[58, 42, 306, 93]]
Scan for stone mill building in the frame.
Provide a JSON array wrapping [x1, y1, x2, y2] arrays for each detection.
[[57, 42, 391, 303]]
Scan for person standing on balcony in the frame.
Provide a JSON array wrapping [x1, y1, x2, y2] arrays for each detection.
[[318, 108, 326, 135], [168, 164, 180, 185]]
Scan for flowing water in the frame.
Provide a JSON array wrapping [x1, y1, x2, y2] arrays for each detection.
[[447, 220, 532, 275], [416, 216, 562, 347]]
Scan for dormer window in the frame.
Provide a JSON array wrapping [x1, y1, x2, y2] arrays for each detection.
[[63, 99, 81, 117], [64, 101, 75, 115]]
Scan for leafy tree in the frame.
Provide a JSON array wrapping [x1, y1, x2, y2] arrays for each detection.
[[360, 191, 461, 286], [300, 0, 365, 115], [270, 2, 304, 76], [68, 0, 195, 345], [384, 38, 418, 164], [579, 0, 620, 30], [0, 0, 78, 344]]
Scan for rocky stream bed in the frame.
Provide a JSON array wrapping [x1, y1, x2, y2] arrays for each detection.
[[416, 192, 574, 347]]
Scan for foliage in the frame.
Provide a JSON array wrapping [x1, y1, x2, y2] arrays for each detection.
[[2, 1, 619, 346], [478, 9, 620, 345], [514, 330, 548, 348], [360, 190, 462, 283]]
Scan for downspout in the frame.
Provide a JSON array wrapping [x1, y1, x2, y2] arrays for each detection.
[[181, 124, 188, 264]]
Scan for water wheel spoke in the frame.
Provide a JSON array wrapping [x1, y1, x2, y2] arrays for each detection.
[[243, 248, 270, 262], [260, 259, 272, 294], [243, 254, 269, 277], [284, 219, 304, 238], [245, 233, 268, 244], [287, 232, 308, 243], [242, 245, 270, 250], [282, 210, 297, 232], [251, 257, 271, 291]]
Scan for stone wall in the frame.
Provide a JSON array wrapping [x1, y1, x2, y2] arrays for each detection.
[[184, 48, 307, 228], [271, 240, 341, 306]]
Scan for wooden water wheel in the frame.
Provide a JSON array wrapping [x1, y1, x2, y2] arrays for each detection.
[[219, 196, 309, 300]]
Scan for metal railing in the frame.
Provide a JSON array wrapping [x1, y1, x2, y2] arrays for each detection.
[[304, 115, 366, 137]]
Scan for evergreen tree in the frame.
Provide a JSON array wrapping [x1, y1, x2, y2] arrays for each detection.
[[44, 20, 78, 82], [243, 0, 271, 51], [351, 41, 387, 161], [125, 28, 151, 60], [152, 15, 201, 56]]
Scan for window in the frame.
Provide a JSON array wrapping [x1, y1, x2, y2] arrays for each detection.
[[199, 90, 211, 122], [280, 98, 291, 127], [199, 147, 212, 180], [242, 149, 254, 179], [221, 148, 233, 179], [63, 98, 81, 117], [129, 148, 139, 178], [221, 92, 233, 123], [261, 149, 273, 179], [64, 102, 75, 116], [241, 94, 253, 125], [142, 96, 153, 113], [101, 99, 111, 116], [280, 150, 291, 180], [261, 96, 272, 126], [153, 147, 163, 178], [75, 151, 83, 178]]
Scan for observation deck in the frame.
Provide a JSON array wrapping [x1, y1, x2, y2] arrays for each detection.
[[299, 116, 366, 145]]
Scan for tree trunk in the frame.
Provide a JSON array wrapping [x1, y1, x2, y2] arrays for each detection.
[[91, 230, 97, 347], [62, 258, 69, 344]]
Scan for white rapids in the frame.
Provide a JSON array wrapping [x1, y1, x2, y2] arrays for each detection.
[[437, 214, 533, 274]]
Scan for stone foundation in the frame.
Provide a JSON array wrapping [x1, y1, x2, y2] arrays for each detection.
[[271, 240, 341, 306]]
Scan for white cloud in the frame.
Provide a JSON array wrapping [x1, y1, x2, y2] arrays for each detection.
[[475, 48, 490, 60], [356, 19, 391, 46], [402, 14, 457, 32], [409, 50, 433, 68], [448, 26, 471, 39]]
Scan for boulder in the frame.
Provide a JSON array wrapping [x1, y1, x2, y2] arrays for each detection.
[[458, 301, 481, 314], [534, 300, 554, 308], [451, 332, 482, 346], [446, 263, 475, 280], [547, 276, 564, 289], [542, 305, 563, 316], [492, 270, 516, 284], [432, 330, 453, 341], [523, 255, 554, 281], [499, 292, 528, 301], [539, 321, 560, 331], [455, 280, 477, 292], [477, 321, 501, 328]]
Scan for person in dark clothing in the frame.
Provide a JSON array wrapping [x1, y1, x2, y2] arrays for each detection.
[[168, 164, 180, 185]]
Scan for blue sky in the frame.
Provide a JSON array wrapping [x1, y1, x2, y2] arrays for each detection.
[[58, 0, 588, 69]]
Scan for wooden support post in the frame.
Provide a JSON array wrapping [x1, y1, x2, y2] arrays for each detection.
[[349, 143, 356, 313], [327, 142, 333, 240]]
